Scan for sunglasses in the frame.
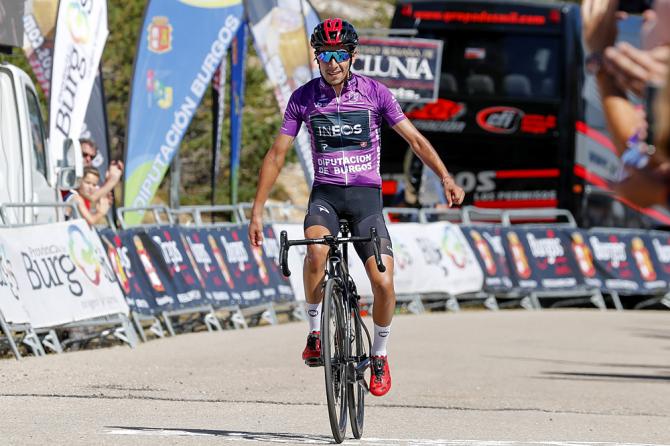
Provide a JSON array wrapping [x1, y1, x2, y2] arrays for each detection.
[[316, 50, 351, 63], [83, 152, 96, 159]]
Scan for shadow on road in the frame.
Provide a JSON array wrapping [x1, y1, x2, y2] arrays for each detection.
[[106, 426, 337, 444], [540, 371, 670, 383]]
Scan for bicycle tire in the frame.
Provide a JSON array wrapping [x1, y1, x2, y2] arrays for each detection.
[[322, 278, 348, 443], [347, 306, 366, 439]]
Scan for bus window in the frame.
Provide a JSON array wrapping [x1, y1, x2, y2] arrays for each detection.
[[437, 32, 561, 99]]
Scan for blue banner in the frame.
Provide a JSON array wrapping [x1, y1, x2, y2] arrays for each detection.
[[461, 225, 514, 291], [503, 227, 584, 290], [124, 0, 243, 225], [229, 21, 247, 204], [106, 228, 164, 314], [578, 229, 665, 294]]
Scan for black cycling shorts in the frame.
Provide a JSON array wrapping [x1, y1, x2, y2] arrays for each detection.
[[304, 184, 393, 263]]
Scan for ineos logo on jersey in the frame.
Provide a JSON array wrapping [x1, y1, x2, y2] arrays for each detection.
[[476, 106, 524, 134], [310, 111, 371, 153], [316, 124, 363, 137]]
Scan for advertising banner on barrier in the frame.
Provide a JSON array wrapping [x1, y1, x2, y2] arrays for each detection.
[[0, 220, 128, 328], [49, 0, 108, 179], [98, 228, 158, 315], [210, 224, 291, 307], [124, 1, 243, 224], [179, 228, 238, 306], [644, 231, 670, 289], [274, 222, 483, 300], [503, 227, 584, 290], [260, 225, 296, 302], [144, 226, 207, 308], [0, 242, 31, 324], [461, 225, 514, 291], [245, 0, 320, 184], [352, 37, 443, 103], [576, 229, 665, 293]]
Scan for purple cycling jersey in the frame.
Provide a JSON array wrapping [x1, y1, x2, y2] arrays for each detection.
[[280, 73, 406, 187]]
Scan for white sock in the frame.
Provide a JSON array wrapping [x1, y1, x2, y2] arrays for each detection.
[[371, 323, 391, 357], [306, 302, 322, 333]]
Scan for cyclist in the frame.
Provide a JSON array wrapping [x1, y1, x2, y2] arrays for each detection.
[[248, 18, 464, 397]]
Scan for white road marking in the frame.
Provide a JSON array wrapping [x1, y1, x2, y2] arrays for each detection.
[[104, 428, 670, 446]]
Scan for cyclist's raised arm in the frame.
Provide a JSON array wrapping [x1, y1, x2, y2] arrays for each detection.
[[391, 119, 464, 207], [249, 133, 295, 246]]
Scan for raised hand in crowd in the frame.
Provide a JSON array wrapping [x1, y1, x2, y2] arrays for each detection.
[[581, 0, 620, 54], [603, 40, 670, 96], [90, 159, 124, 204]]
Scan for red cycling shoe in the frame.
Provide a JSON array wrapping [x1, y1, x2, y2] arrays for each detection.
[[370, 355, 391, 396], [302, 331, 321, 365]]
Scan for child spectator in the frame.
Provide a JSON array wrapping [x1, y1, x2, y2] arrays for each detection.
[[64, 166, 111, 225]]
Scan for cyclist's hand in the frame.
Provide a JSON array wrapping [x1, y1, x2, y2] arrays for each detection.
[[443, 177, 465, 207], [248, 216, 264, 247]]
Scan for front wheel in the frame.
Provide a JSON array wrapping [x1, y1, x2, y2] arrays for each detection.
[[322, 278, 348, 443], [347, 305, 367, 439]]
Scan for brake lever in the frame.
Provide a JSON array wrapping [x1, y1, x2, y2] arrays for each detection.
[[279, 231, 291, 277], [370, 227, 386, 273]]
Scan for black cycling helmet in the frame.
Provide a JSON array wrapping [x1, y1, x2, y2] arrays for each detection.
[[310, 18, 358, 53]]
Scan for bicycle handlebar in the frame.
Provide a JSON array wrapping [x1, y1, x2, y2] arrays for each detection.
[[278, 227, 386, 277]]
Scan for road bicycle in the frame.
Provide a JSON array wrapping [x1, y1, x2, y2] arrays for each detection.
[[279, 221, 386, 443]]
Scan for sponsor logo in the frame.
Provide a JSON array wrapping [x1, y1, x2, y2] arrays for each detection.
[[66, 0, 91, 45], [146, 69, 173, 109], [406, 99, 466, 133], [521, 114, 557, 134], [526, 233, 564, 265], [68, 225, 102, 285], [315, 96, 330, 107], [346, 91, 362, 103], [178, 0, 241, 8], [476, 106, 524, 134], [152, 235, 184, 273], [308, 310, 318, 317], [442, 227, 467, 269], [310, 111, 371, 152], [0, 245, 20, 299], [219, 235, 250, 271], [589, 236, 626, 267], [147, 17, 173, 54], [316, 205, 330, 214]]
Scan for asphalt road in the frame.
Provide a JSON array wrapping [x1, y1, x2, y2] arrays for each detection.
[[1, 310, 669, 446]]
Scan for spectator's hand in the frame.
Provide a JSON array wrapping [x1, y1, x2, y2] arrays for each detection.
[[582, 0, 620, 54], [442, 177, 465, 207], [107, 162, 123, 182], [248, 215, 264, 247], [642, 0, 670, 50], [603, 43, 670, 95]]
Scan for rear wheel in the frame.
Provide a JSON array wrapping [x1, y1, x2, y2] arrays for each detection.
[[322, 278, 348, 443], [347, 307, 367, 439]]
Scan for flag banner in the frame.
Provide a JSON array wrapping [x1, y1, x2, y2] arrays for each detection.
[[123, 0, 243, 225], [353, 37, 443, 103], [245, 0, 320, 184], [0, 220, 128, 329], [576, 229, 666, 293], [49, 0, 108, 182], [22, 0, 58, 97], [274, 222, 483, 301], [80, 68, 111, 178], [99, 228, 159, 315], [211, 58, 227, 205], [503, 227, 584, 290], [461, 225, 515, 291], [0, 242, 31, 325], [229, 21, 247, 204]]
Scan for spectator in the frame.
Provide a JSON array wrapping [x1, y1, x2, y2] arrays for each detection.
[[64, 166, 111, 225], [75, 138, 123, 204], [582, 0, 670, 207]]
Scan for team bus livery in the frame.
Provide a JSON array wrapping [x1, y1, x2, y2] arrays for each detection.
[[380, 0, 670, 227]]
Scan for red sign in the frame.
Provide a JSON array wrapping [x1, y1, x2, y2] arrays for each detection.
[[406, 99, 465, 121], [521, 114, 557, 134], [476, 106, 523, 134]]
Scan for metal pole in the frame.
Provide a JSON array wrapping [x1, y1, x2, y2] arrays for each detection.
[[170, 153, 181, 210]]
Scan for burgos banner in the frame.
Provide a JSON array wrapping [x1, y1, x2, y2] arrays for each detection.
[[49, 0, 107, 182], [0, 220, 129, 329], [353, 37, 443, 103], [124, 0, 243, 225]]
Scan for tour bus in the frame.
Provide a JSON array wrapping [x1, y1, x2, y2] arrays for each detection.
[[379, 0, 670, 227]]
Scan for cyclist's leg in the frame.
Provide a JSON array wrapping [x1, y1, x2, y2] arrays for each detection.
[[303, 193, 339, 306]]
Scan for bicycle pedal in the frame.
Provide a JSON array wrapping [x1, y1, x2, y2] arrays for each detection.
[[305, 357, 323, 367]]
